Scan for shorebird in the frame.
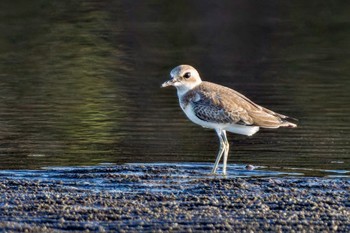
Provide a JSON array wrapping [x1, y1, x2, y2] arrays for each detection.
[[161, 65, 297, 175]]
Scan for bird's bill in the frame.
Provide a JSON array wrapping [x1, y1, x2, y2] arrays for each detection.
[[161, 79, 176, 88]]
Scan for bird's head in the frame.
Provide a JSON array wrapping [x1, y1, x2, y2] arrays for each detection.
[[161, 65, 202, 95]]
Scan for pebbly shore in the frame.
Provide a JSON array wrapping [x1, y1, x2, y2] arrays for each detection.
[[0, 164, 349, 232]]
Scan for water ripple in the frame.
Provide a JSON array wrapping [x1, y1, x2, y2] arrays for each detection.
[[1, 163, 347, 194]]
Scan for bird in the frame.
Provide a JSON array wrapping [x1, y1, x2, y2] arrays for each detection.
[[161, 64, 297, 175]]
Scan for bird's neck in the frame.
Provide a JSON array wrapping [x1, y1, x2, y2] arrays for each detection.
[[176, 81, 201, 97]]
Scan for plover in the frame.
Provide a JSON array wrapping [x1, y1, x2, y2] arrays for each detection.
[[161, 64, 297, 175]]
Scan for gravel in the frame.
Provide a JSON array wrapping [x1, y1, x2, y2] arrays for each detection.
[[0, 164, 349, 232]]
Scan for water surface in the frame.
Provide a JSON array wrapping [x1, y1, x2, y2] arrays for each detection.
[[0, 1, 349, 175]]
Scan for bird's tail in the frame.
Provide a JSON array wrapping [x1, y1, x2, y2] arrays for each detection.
[[275, 111, 298, 128], [250, 107, 298, 129], [280, 118, 297, 128]]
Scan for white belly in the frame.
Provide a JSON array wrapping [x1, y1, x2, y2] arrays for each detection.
[[181, 104, 259, 136], [182, 104, 222, 129]]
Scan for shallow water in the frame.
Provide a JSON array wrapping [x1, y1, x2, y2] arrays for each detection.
[[0, 1, 349, 175], [0, 163, 304, 192], [0, 163, 348, 195]]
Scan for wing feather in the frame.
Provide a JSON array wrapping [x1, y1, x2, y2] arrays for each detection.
[[184, 82, 296, 128]]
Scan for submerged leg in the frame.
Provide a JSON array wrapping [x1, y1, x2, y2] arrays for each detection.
[[221, 130, 230, 175], [211, 129, 226, 174]]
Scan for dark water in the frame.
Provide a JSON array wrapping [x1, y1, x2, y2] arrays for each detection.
[[0, 1, 349, 176]]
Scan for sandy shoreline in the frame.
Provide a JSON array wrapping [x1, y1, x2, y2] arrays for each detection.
[[0, 164, 349, 232]]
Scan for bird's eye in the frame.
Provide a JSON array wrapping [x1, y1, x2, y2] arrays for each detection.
[[183, 72, 191, 79]]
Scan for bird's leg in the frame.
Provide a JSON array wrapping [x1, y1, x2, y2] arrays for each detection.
[[221, 130, 230, 176], [211, 129, 226, 174]]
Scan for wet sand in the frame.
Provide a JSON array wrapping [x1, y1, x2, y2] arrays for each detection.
[[0, 164, 349, 232]]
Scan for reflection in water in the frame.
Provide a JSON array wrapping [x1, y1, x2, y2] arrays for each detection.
[[0, 1, 349, 175], [0, 1, 126, 164]]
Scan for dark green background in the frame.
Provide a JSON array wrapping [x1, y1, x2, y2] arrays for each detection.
[[0, 1, 349, 174]]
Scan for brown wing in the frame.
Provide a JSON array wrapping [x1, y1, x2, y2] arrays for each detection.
[[189, 82, 296, 128]]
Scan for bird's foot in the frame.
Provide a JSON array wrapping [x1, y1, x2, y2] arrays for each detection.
[[209, 170, 220, 176], [209, 171, 227, 176]]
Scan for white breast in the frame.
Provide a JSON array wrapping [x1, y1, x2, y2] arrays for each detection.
[[179, 100, 260, 136], [181, 103, 222, 129]]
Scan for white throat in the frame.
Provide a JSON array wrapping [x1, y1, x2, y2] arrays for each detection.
[[175, 80, 201, 97]]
